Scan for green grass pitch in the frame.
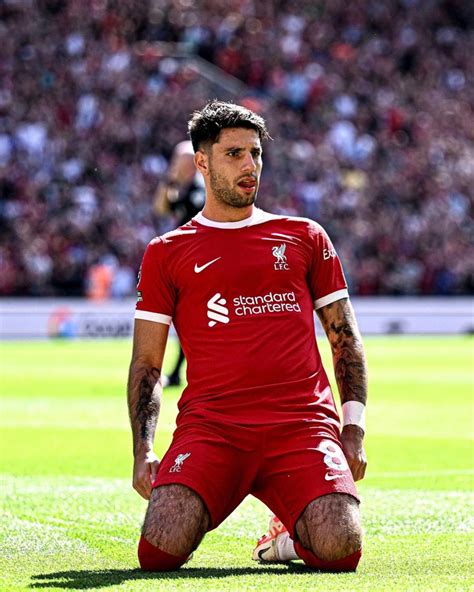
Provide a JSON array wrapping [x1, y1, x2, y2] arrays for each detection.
[[1, 336, 473, 591]]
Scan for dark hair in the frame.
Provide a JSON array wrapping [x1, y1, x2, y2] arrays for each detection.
[[188, 100, 271, 152]]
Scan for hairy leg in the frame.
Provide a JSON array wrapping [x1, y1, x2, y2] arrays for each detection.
[[295, 493, 362, 561], [142, 484, 210, 556]]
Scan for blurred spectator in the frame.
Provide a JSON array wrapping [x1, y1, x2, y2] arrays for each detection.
[[153, 139, 206, 386], [0, 0, 472, 297], [86, 256, 116, 301]]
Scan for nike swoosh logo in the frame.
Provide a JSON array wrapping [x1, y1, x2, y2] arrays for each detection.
[[257, 546, 271, 561], [194, 257, 221, 273], [325, 473, 344, 481]]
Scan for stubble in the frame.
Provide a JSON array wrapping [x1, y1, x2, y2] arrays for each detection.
[[209, 169, 257, 208]]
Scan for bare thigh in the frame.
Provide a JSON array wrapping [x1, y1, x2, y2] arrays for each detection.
[[295, 493, 362, 561], [142, 484, 210, 556]]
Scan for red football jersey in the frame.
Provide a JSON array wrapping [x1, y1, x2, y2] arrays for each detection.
[[136, 208, 349, 426]]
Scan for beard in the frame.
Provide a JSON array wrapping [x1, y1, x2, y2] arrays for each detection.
[[209, 168, 258, 208]]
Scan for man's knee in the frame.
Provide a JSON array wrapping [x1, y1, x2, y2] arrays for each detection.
[[140, 484, 209, 560], [295, 493, 362, 570]]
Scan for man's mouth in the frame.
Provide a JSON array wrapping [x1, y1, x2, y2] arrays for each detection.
[[237, 178, 257, 191]]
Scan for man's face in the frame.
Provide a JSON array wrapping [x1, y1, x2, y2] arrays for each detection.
[[205, 128, 263, 208]]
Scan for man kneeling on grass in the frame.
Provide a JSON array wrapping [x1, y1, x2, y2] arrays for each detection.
[[127, 101, 368, 572]]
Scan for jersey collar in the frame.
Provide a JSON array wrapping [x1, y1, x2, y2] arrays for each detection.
[[194, 208, 266, 229]]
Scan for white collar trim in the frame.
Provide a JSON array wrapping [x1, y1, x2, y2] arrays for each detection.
[[194, 208, 265, 229]]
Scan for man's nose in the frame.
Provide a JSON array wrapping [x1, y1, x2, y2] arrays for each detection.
[[241, 152, 257, 172]]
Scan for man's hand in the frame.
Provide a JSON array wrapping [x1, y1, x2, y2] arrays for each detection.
[[341, 424, 367, 482], [133, 450, 160, 500]]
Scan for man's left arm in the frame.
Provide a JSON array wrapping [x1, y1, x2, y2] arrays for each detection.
[[316, 298, 368, 481]]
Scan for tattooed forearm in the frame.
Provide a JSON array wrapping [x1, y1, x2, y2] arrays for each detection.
[[136, 367, 161, 440], [334, 347, 367, 405], [128, 364, 162, 454], [317, 299, 368, 406]]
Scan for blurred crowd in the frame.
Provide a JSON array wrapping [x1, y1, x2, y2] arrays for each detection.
[[0, 0, 472, 297]]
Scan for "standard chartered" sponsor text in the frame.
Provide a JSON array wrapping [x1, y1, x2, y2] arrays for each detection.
[[233, 291, 301, 316]]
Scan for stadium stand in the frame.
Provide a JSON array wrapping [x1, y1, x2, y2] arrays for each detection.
[[0, 0, 472, 298]]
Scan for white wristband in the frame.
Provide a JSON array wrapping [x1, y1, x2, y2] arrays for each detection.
[[342, 401, 366, 432]]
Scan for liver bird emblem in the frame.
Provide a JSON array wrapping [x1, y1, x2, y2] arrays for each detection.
[[169, 452, 191, 472], [272, 243, 287, 264]]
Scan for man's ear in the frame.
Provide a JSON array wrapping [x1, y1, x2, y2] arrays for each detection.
[[194, 149, 209, 177]]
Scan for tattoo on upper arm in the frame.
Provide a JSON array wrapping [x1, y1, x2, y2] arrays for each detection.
[[135, 367, 161, 441], [317, 299, 367, 406]]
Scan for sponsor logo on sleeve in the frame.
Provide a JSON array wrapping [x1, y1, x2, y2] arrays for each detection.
[[323, 247, 337, 260]]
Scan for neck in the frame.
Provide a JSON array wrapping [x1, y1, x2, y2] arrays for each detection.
[[201, 201, 255, 223]]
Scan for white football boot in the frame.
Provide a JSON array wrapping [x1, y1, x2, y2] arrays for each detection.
[[252, 515, 296, 563]]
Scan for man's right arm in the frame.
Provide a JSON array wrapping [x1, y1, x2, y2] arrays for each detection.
[[127, 319, 169, 499]]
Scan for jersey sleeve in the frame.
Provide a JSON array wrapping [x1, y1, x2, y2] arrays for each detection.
[[135, 238, 175, 325], [307, 222, 349, 309]]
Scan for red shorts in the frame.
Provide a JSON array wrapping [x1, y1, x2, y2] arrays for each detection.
[[153, 419, 358, 538]]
